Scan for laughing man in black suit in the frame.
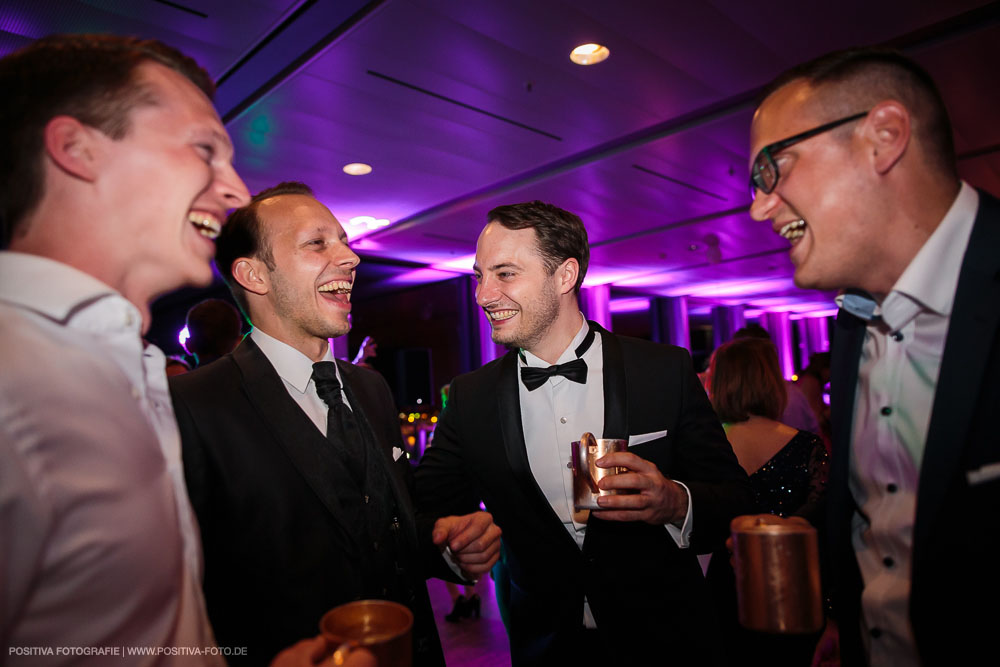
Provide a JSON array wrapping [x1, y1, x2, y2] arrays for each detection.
[[748, 48, 1000, 666], [170, 181, 501, 666], [415, 201, 754, 666]]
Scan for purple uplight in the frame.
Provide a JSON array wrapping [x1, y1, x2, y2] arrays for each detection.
[[383, 267, 460, 286], [582, 268, 641, 287], [789, 308, 839, 320], [430, 254, 476, 274], [609, 297, 650, 313], [664, 277, 795, 299]]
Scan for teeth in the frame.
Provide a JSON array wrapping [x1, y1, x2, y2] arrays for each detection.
[[488, 309, 517, 321], [318, 281, 353, 296], [778, 219, 806, 241], [188, 213, 221, 240]]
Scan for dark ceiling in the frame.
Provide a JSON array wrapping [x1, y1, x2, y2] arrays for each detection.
[[3, 0, 999, 319]]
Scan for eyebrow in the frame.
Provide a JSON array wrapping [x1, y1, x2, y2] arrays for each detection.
[[211, 129, 235, 155], [487, 262, 520, 272]]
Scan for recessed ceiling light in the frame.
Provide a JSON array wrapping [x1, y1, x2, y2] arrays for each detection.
[[570, 43, 610, 65], [342, 162, 372, 176], [349, 215, 390, 230]]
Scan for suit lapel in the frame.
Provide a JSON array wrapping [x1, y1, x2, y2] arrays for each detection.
[[828, 309, 867, 544], [916, 191, 1000, 547], [497, 350, 576, 546], [233, 339, 360, 555], [338, 361, 420, 550], [595, 323, 628, 439]]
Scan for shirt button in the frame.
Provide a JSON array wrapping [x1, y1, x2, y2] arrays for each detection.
[[560, 417, 567, 424], [880, 406, 892, 416], [125, 311, 134, 327], [887, 483, 898, 493], [883, 556, 895, 568], [870, 627, 882, 639], [891, 331, 904, 342], [131, 386, 142, 400]]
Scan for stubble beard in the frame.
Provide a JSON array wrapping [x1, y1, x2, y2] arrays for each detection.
[[491, 280, 560, 352], [270, 272, 351, 342]]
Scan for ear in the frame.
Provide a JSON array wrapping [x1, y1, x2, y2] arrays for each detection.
[[555, 257, 579, 297], [232, 258, 269, 296], [864, 100, 910, 175], [43, 116, 102, 182]]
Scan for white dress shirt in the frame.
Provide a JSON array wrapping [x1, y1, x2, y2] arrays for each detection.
[[250, 327, 348, 436], [518, 317, 693, 626], [0, 252, 220, 665], [845, 182, 978, 666]]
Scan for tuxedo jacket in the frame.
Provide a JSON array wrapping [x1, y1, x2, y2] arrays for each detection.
[[828, 190, 1000, 665], [416, 324, 754, 666], [170, 338, 451, 666]]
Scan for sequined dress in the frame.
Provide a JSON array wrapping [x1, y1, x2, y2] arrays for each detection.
[[706, 430, 829, 666]]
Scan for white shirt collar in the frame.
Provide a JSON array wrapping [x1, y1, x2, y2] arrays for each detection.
[[520, 315, 590, 368], [0, 251, 120, 318], [250, 327, 337, 392], [890, 181, 978, 319], [834, 181, 978, 329], [0, 251, 142, 335]]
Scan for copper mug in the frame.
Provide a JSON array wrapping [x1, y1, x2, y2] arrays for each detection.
[[570, 432, 628, 510], [730, 514, 823, 634], [320, 599, 413, 667]]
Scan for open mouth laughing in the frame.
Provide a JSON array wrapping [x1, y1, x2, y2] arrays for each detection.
[[486, 309, 517, 322], [188, 212, 222, 240], [318, 279, 353, 299], [777, 219, 806, 242]]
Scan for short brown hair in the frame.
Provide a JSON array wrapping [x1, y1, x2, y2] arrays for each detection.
[[0, 33, 214, 246], [710, 337, 787, 423], [487, 201, 589, 295], [215, 181, 314, 318], [761, 46, 957, 180]]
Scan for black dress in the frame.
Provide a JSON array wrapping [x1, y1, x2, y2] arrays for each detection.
[[706, 430, 829, 666]]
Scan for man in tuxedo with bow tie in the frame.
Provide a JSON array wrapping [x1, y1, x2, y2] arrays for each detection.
[[415, 201, 754, 666], [169, 181, 501, 666]]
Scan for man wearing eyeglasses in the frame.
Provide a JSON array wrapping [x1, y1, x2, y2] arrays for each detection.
[[748, 47, 999, 666]]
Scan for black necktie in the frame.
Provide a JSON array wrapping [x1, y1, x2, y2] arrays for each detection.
[[520, 324, 596, 391], [312, 361, 366, 484]]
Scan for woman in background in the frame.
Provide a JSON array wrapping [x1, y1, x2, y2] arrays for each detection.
[[706, 337, 829, 665]]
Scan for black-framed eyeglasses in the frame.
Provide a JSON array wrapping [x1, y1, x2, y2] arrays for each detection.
[[749, 111, 869, 197]]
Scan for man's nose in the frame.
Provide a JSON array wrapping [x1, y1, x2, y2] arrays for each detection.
[[217, 163, 251, 209], [475, 277, 494, 307], [749, 187, 781, 222]]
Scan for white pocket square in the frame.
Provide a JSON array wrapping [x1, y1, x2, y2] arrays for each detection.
[[393, 447, 405, 461], [967, 462, 1000, 486], [628, 430, 668, 446]]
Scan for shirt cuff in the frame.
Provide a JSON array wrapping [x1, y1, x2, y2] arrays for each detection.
[[664, 480, 693, 549], [444, 546, 478, 584]]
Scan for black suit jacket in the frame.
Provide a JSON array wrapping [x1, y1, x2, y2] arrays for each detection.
[[828, 190, 1000, 665], [170, 338, 452, 666], [416, 324, 754, 666]]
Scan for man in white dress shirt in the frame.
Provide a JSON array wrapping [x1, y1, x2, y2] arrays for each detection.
[[169, 181, 501, 666], [415, 201, 753, 666], [748, 47, 1000, 665], [0, 34, 250, 664]]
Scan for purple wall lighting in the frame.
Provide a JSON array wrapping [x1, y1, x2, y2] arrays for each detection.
[[609, 297, 650, 314], [760, 311, 794, 379], [580, 285, 611, 330]]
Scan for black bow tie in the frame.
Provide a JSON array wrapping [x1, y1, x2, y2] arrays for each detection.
[[520, 323, 596, 391], [520, 358, 588, 391]]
